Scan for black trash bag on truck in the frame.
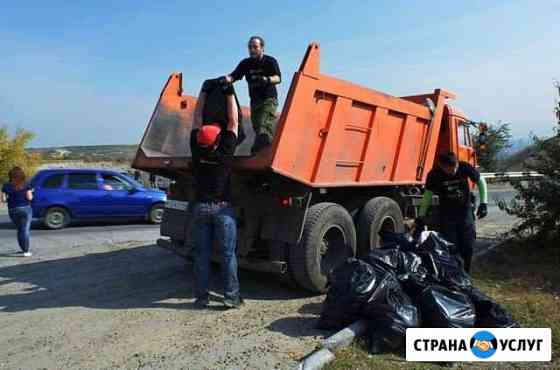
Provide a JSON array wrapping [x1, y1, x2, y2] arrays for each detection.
[[419, 285, 475, 328], [317, 258, 378, 330], [466, 287, 519, 328], [200, 77, 246, 145], [363, 272, 421, 353]]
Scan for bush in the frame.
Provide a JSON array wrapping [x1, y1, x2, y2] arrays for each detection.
[[474, 121, 512, 172], [0, 127, 42, 184], [504, 131, 560, 240]]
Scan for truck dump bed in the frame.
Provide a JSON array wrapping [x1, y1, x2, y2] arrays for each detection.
[[133, 43, 456, 187]]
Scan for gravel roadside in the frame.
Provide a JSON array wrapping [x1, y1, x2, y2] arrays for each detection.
[[0, 239, 326, 370]]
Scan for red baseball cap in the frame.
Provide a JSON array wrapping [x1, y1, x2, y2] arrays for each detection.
[[196, 124, 222, 147]]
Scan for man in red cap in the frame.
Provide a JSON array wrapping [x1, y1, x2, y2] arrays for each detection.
[[190, 83, 242, 309]]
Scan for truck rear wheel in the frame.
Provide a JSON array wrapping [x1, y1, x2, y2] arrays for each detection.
[[289, 202, 356, 293], [357, 197, 404, 256]]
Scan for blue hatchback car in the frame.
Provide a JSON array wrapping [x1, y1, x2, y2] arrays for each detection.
[[30, 169, 167, 229]]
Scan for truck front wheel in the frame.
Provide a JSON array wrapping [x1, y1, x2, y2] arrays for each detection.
[[289, 202, 356, 293], [357, 196, 404, 256]]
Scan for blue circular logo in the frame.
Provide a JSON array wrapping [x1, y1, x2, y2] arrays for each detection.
[[470, 331, 498, 359]]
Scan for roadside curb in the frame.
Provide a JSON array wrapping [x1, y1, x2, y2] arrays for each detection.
[[296, 320, 368, 370]]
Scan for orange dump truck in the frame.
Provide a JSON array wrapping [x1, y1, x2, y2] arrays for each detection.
[[132, 43, 480, 293]]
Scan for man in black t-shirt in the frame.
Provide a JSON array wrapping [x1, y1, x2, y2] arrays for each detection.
[[189, 85, 242, 309], [224, 36, 281, 153], [416, 152, 488, 272]]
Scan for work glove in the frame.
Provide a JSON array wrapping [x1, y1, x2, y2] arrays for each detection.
[[477, 203, 488, 219]]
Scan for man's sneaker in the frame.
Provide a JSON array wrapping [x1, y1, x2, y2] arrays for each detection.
[[193, 297, 209, 309], [223, 296, 244, 309], [23, 252, 32, 257]]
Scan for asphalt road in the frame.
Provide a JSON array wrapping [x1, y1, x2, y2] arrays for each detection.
[[0, 184, 517, 254], [0, 216, 161, 256], [476, 185, 518, 238]]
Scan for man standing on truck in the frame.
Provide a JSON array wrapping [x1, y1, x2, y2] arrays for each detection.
[[416, 152, 488, 273], [224, 36, 281, 154], [189, 82, 243, 309]]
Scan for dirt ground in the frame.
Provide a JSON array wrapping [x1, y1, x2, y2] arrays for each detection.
[[0, 240, 326, 370]]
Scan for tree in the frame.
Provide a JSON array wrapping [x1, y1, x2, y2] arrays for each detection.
[[504, 129, 560, 241], [0, 127, 42, 184], [474, 121, 512, 171]]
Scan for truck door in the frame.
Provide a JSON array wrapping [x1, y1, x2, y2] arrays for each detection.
[[456, 120, 476, 167]]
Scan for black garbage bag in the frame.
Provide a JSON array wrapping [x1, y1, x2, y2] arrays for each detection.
[[418, 231, 458, 255], [399, 265, 435, 299], [368, 248, 423, 277], [200, 77, 246, 145], [369, 246, 435, 299], [419, 285, 475, 328], [399, 251, 423, 276], [416, 231, 472, 291], [379, 231, 417, 252], [317, 258, 379, 330], [443, 266, 473, 291], [368, 248, 400, 271], [362, 269, 421, 352], [466, 287, 519, 328]]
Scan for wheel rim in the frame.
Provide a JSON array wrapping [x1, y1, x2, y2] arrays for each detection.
[[319, 225, 349, 275], [48, 211, 65, 227], [152, 207, 164, 222], [373, 215, 397, 248]]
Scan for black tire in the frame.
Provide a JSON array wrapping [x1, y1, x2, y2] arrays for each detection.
[[148, 203, 165, 224], [44, 207, 70, 230], [289, 202, 356, 293], [357, 196, 404, 256]]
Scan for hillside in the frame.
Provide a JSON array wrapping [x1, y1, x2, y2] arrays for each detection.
[[28, 144, 138, 162]]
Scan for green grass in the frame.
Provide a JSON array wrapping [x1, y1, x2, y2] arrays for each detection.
[[325, 239, 560, 370]]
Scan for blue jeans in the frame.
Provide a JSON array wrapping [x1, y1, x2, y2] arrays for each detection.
[[8, 206, 32, 253], [191, 201, 239, 300]]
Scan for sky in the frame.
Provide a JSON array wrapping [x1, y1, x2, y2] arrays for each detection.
[[0, 0, 558, 147]]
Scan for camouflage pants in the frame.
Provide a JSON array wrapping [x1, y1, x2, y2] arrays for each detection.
[[250, 97, 278, 141]]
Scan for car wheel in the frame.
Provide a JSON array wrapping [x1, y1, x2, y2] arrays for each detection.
[[44, 207, 70, 230], [148, 204, 165, 224]]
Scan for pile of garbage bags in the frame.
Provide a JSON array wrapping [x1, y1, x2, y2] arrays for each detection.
[[317, 231, 518, 354]]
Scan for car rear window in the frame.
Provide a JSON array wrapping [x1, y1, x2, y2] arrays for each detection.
[[42, 174, 65, 189], [67, 173, 98, 190]]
